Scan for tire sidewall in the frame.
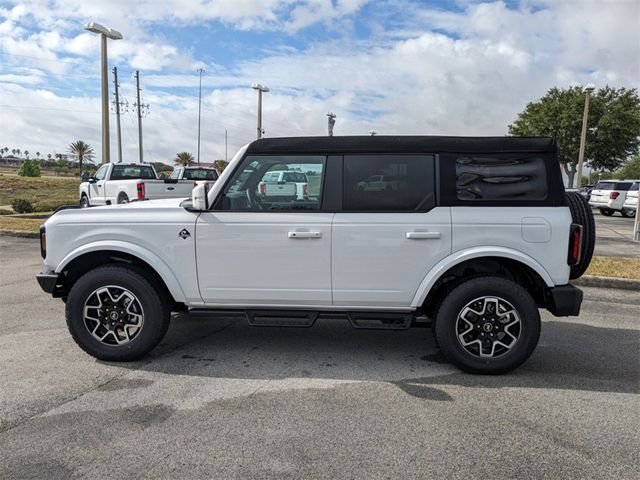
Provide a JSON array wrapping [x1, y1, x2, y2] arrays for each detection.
[[117, 194, 129, 204], [80, 195, 89, 208], [66, 266, 166, 361], [434, 277, 541, 374]]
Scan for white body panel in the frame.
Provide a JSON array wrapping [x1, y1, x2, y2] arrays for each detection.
[[43, 199, 201, 304], [195, 212, 333, 305], [332, 209, 452, 307], [589, 180, 639, 211], [623, 189, 638, 211]]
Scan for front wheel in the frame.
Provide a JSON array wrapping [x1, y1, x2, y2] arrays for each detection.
[[433, 276, 540, 374], [65, 265, 170, 361], [80, 195, 90, 208], [599, 208, 615, 216]]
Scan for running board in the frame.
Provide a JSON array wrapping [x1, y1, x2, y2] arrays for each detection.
[[346, 312, 414, 330], [245, 310, 318, 328]]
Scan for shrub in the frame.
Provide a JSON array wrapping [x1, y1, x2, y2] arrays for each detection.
[[11, 198, 34, 213], [32, 200, 67, 212], [18, 159, 41, 177]]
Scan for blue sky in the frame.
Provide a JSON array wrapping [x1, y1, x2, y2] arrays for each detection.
[[1, 0, 638, 164]]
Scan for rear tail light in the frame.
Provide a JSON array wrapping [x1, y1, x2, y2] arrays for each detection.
[[39, 225, 46, 259], [259, 183, 266, 196], [568, 223, 583, 266], [136, 181, 145, 200], [610, 192, 620, 200], [303, 183, 309, 196]]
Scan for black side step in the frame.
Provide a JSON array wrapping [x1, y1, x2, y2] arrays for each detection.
[[346, 312, 414, 330], [245, 310, 318, 328]]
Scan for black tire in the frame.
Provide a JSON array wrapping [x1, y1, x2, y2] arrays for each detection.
[[599, 208, 614, 216], [117, 193, 129, 204], [80, 195, 90, 208], [621, 208, 635, 218], [65, 265, 170, 361], [566, 192, 596, 279], [433, 276, 540, 374]]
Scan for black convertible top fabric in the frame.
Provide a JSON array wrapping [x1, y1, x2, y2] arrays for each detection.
[[246, 136, 556, 155]]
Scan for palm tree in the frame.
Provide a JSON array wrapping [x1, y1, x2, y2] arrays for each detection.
[[68, 140, 95, 177], [24, 150, 29, 159], [47, 153, 52, 160], [35, 151, 41, 159], [15, 148, 21, 158], [174, 152, 195, 166], [11, 149, 16, 157]]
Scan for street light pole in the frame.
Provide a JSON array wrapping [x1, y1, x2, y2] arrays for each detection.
[[85, 22, 123, 164], [197, 68, 204, 166], [251, 83, 269, 139], [576, 83, 595, 189]]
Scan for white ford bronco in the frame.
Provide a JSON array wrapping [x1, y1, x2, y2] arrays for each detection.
[[37, 136, 594, 374]]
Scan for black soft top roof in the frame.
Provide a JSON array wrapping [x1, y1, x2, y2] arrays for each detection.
[[246, 136, 556, 155]]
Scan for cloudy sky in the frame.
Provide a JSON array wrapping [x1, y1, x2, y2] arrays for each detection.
[[1, 0, 638, 165]]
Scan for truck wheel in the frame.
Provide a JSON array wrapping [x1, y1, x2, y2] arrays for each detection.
[[65, 265, 170, 361], [433, 276, 540, 374], [566, 192, 595, 279], [117, 193, 129, 204], [599, 208, 614, 216], [80, 195, 90, 208], [621, 208, 635, 218]]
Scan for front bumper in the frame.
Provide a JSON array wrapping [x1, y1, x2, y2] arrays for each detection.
[[36, 270, 60, 294], [547, 284, 583, 317]]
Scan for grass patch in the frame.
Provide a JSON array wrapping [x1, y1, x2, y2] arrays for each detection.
[[585, 256, 640, 280], [0, 216, 42, 233], [0, 173, 78, 211]]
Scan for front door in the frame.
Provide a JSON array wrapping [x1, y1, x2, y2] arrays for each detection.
[[89, 164, 108, 205], [332, 154, 452, 308], [196, 154, 332, 306]]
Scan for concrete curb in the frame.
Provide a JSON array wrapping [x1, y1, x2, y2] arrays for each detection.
[[573, 275, 640, 291], [0, 229, 39, 239]]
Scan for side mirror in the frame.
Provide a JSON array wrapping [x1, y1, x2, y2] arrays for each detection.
[[192, 182, 210, 211], [88, 177, 97, 184]]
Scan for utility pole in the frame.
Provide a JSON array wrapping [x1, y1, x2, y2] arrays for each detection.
[[577, 84, 595, 189], [134, 70, 143, 163], [197, 68, 204, 166], [327, 112, 336, 136], [251, 83, 269, 139], [112, 66, 123, 163], [225, 129, 228, 162]]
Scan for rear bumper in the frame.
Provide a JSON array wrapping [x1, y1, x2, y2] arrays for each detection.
[[589, 200, 622, 210], [36, 270, 60, 294], [546, 284, 583, 317]]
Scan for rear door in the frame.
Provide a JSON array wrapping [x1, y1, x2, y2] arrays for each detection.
[[332, 154, 451, 308], [196, 154, 332, 306]]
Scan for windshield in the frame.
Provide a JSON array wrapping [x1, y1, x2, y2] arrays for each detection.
[[111, 165, 156, 180]]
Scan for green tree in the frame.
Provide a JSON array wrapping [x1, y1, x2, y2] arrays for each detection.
[[68, 140, 95, 178], [509, 86, 640, 187], [616, 155, 640, 180], [151, 161, 174, 174], [213, 159, 229, 172], [174, 152, 195, 166], [18, 158, 41, 177]]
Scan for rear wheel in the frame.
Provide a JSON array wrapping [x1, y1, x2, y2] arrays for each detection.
[[621, 208, 635, 218], [566, 192, 595, 279], [434, 276, 540, 374], [66, 265, 170, 361], [599, 208, 615, 216], [117, 193, 129, 204]]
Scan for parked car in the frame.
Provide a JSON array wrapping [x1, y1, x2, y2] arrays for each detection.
[[169, 166, 219, 182], [588, 179, 639, 217], [79, 163, 197, 207], [622, 181, 638, 217], [260, 170, 309, 199], [38, 136, 594, 374], [579, 184, 594, 202], [357, 174, 405, 192]]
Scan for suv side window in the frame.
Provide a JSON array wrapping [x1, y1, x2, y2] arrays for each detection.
[[455, 156, 547, 201], [94, 165, 108, 180], [343, 155, 435, 211], [169, 169, 180, 179], [216, 155, 325, 211]]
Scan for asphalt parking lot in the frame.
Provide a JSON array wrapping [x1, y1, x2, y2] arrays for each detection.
[[593, 211, 639, 258], [1, 236, 638, 479]]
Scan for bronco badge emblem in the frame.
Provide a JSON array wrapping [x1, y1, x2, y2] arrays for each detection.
[[178, 228, 191, 239]]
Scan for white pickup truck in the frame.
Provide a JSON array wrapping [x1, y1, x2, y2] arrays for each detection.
[[79, 163, 216, 207]]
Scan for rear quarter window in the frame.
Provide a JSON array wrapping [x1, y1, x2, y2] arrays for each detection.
[[455, 156, 547, 201]]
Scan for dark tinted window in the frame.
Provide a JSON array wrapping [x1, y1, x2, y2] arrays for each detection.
[[111, 165, 156, 180], [630, 182, 639, 191], [283, 172, 307, 183], [456, 156, 547, 200], [614, 182, 633, 190], [183, 168, 218, 180], [595, 182, 615, 190], [343, 155, 435, 211]]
